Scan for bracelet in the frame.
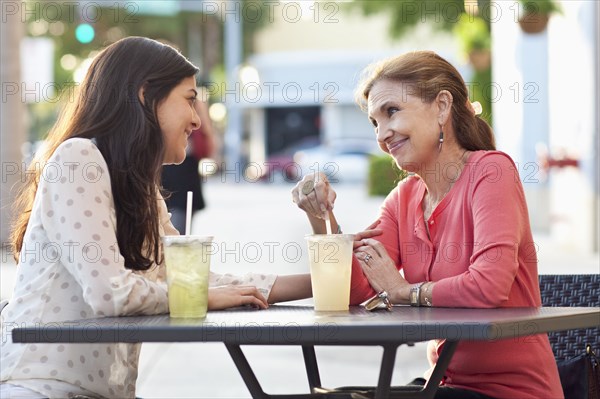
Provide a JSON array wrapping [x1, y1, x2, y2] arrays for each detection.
[[422, 282, 433, 307], [336, 224, 342, 234], [409, 282, 426, 307]]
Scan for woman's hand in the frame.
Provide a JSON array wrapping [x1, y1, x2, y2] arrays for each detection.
[[292, 173, 336, 220], [353, 220, 384, 249], [208, 285, 269, 310], [354, 238, 410, 304]]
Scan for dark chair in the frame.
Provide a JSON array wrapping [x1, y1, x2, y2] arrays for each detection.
[[539, 274, 600, 362], [324, 274, 600, 399]]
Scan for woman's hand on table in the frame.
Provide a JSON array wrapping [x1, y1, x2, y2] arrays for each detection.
[[354, 238, 410, 304], [292, 173, 336, 220], [208, 285, 269, 310]]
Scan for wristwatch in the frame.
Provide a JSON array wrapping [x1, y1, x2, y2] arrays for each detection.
[[409, 282, 426, 307]]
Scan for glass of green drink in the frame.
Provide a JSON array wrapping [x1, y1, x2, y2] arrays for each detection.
[[162, 235, 213, 318]]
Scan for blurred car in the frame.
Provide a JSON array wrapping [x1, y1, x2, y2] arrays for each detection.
[[293, 139, 381, 183], [257, 136, 320, 182]]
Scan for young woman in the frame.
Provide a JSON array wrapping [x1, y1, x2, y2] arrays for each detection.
[[1, 37, 310, 398]]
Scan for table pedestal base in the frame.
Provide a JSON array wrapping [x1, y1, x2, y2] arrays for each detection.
[[225, 341, 458, 399]]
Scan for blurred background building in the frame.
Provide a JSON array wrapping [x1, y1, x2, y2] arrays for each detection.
[[2, 0, 598, 258]]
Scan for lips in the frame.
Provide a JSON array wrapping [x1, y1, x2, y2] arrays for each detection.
[[387, 138, 408, 153]]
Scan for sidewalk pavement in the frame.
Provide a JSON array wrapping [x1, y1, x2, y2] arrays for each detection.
[[1, 180, 598, 398]]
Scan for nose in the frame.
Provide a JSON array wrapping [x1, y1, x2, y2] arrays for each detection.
[[191, 104, 201, 130], [376, 124, 394, 152]]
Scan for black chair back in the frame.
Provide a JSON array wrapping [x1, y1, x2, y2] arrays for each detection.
[[539, 274, 600, 362]]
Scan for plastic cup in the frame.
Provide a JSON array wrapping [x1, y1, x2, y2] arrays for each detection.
[[305, 234, 354, 311], [162, 235, 213, 318]]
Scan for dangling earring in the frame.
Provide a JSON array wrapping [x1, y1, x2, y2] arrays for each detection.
[[438, 130, 444, 151]]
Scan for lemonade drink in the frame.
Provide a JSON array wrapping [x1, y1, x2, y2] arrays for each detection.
[[305, 234, 354, 311], [162, 235, 213, 318]]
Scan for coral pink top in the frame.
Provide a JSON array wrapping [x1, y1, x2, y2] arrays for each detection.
[[350, 151, 563, 399]]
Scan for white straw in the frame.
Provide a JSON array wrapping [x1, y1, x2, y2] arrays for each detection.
[[314, 172, 332, 234], [325, 217, 332, 235], [185, 191, 193, 236]]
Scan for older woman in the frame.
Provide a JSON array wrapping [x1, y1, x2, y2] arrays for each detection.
[[292, 51, 563, 399]]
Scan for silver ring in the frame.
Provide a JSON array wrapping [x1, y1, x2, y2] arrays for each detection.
[[364, 254, 372, 263]]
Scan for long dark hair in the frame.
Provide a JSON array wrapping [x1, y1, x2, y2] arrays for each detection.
[[11, 37, 199, 270], [356, 51, 495, 151]]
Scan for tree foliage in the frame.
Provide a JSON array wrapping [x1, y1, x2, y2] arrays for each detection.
[[347, 0, 493, 124], [348, 0, 467, 38], [347, 0, 493, 37]]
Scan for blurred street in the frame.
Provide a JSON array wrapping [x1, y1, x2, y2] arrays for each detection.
[[1, 179, 598, 398]]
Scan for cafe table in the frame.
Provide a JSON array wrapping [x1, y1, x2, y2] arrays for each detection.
[[11, 305, 600, 399]]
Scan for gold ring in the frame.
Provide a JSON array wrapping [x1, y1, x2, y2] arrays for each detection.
[[301, 180, 315, 195]]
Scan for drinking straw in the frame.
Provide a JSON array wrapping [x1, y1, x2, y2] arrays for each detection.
[[314, 174, 332, 234], [185, 191, 193, 236], [325, 216, 332, 235]]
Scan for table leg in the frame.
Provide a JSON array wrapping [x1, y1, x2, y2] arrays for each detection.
[[224, 342, 458, 399], [420, 340, 458, 399], [225, 344, 327, 399], [387, 340, 459, 399], [225, 344, 269, 399], [374, 344, 398, 399], [302, 345, 322, 391]]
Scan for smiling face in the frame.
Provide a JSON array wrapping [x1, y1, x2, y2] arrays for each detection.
[[367, 79, 443, 173], [157, 76, 201, 165]]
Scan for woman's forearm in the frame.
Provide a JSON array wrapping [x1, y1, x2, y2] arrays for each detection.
[[268, 274, 312, 304]]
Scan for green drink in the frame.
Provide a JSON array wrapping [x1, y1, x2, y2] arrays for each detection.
[[162, 235, 213, 318]]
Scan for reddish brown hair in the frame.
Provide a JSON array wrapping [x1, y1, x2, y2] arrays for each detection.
[[356, 51, 495, 151]]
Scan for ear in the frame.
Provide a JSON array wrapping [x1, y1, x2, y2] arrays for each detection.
[[435, 90, 453, 126], [138, 85, 146, 105]]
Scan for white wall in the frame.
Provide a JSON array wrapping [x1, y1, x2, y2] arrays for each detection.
[[252, 4, 456, 55], [546, 0, 598, 254], [492, 0, 598, 255]]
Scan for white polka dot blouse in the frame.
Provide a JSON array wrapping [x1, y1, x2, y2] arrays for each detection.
[[1, 138, 276, 398]]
